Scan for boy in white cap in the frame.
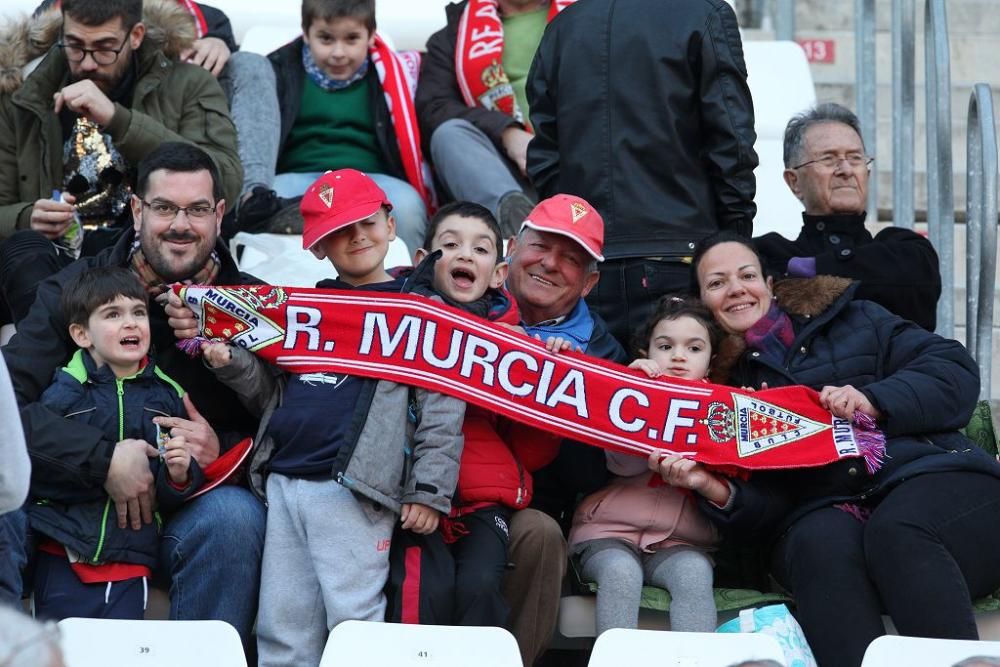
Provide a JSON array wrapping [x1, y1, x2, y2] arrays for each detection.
[[202, 169, 464, 667]]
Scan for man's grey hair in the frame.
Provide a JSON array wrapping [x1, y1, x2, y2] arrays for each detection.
[[783, 102, 865, 168], [952, 657, 1000, 667]]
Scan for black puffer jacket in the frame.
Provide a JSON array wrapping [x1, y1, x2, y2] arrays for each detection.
[[701, 276, 1000, 542], [526, 0, 758, 260]]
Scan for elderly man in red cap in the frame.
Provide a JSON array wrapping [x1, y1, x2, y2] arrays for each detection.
[[502, 193, 627, 665]]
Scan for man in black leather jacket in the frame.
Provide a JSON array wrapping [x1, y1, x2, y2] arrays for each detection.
[[526, 0, 758, 351]]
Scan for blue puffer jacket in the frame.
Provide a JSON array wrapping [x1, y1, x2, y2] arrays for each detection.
[[28, 350, 203, 568], [702, 276, 1000, 542]]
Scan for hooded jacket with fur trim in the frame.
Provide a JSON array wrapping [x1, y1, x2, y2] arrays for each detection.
[[0, 0, 242, 238], [701, 276, 1000, 542]]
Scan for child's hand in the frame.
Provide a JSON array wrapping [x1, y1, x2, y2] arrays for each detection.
[[535, 334, 576, 354], [819, 384, 880, 420], [400, 503, 440, 535], [164, 435, 191, 486], [201, 341, 233, 368], [648, 451, 730, 506], [629, 358, 661, 378]]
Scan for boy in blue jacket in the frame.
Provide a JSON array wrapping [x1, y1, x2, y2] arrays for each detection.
[[29, 266, 202, 620]]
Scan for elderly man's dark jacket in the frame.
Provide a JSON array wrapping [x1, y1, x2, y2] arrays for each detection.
[[755, 212, 941, 330], [3, 230, 257, 502]]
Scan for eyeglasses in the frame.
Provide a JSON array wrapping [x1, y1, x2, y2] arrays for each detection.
[[142, 200, 218, 220], [57, 36, 129, 65], [791, 154, 875, 171]]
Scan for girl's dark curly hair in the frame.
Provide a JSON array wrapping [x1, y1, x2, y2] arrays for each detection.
[[631, 293, 722, 359]]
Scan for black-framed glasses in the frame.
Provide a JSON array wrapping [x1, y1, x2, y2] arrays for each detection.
[[141, 200, 218, 221], [791, 154, 875, 171], [57, 36, 129, 65]]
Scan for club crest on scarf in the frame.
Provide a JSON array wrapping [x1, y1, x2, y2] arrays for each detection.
[[187, 286, 287, 352], [176, 284, 887, 472], [701, 397, 853, 459]]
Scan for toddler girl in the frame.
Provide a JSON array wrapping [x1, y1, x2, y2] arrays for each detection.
[[568, 295, 723, 634]]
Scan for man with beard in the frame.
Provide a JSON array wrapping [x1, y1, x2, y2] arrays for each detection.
[[0, 0, 241, 324], [0, 143, 263, 650]]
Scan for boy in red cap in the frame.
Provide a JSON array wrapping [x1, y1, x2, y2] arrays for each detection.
[[202, 170, 464, 667]]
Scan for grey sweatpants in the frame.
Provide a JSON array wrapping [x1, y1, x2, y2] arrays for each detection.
[[257, 474, 396, 667], [219, 51, 281, 197], [577, 538, 716, 634]]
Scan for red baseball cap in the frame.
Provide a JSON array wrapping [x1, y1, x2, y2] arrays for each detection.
[[520, 194, 605, 262], [300, 169, 393, 250]]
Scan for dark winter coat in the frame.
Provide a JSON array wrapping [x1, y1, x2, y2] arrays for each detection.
[[526, 0, 758, 261], [754, 212, 941, 330], [702, 276, 1000, 542], [29, 350, 203, 567]]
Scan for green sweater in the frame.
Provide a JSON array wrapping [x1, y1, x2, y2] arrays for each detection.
[[277, 72, 388, 175], [502, 7, 548, 128]]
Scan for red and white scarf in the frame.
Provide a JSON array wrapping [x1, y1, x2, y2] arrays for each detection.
[[455, 0, 575, 125], [175, 285, 886, 472], [370, 35, 435, 211]]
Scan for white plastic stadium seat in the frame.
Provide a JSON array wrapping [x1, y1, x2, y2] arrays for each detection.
[[861, 635, 1000, 667], [230, 232, 412, 287], [743, 41, 817, 240], [319, 620, 522, 667], [57, 618, 247, 667], [587, 628, 785, 667], [238, 25, 300, 56]]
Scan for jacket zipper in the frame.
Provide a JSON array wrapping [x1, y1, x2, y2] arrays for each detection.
[[93, 379, 126, 564]]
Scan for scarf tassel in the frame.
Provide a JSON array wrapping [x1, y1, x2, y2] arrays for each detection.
[[176, 336, 209, 358], [851, 410, 886, 475]]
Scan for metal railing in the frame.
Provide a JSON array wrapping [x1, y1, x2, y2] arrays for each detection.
[[892, 0, 915, 230], [773, 0, 796, 41], [965, 84, 998, 401], [924, 0, 956, 338], [855, 0, 877, 219]]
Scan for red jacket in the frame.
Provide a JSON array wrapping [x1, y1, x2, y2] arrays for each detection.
[[451, 288, 560, 515]]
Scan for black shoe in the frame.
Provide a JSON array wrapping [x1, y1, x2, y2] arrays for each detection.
[[265, 197, 304, 235], [496, 190, 536, 238], [236, 187, 298, 234]]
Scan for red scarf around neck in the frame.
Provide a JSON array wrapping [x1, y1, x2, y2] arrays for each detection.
[[455, 0, 575, 125], [370, 35, 435, 211], [176, 284, 885, 472]]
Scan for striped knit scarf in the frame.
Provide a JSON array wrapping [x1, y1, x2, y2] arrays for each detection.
[[455, 0, 575, 125], [369, 35, 435, 211], [129, 242, 219, 296]]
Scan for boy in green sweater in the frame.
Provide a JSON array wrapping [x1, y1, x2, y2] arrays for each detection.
[[241, 0, 431, 255]]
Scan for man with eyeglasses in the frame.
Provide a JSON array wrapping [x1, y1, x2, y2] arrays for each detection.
[[0, 0, 242, 326], [755, 102, 941, 330], [1, 143, 263, 650]]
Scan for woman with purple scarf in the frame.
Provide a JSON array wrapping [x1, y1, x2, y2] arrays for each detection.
[[656, 231, 1000, 667]]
